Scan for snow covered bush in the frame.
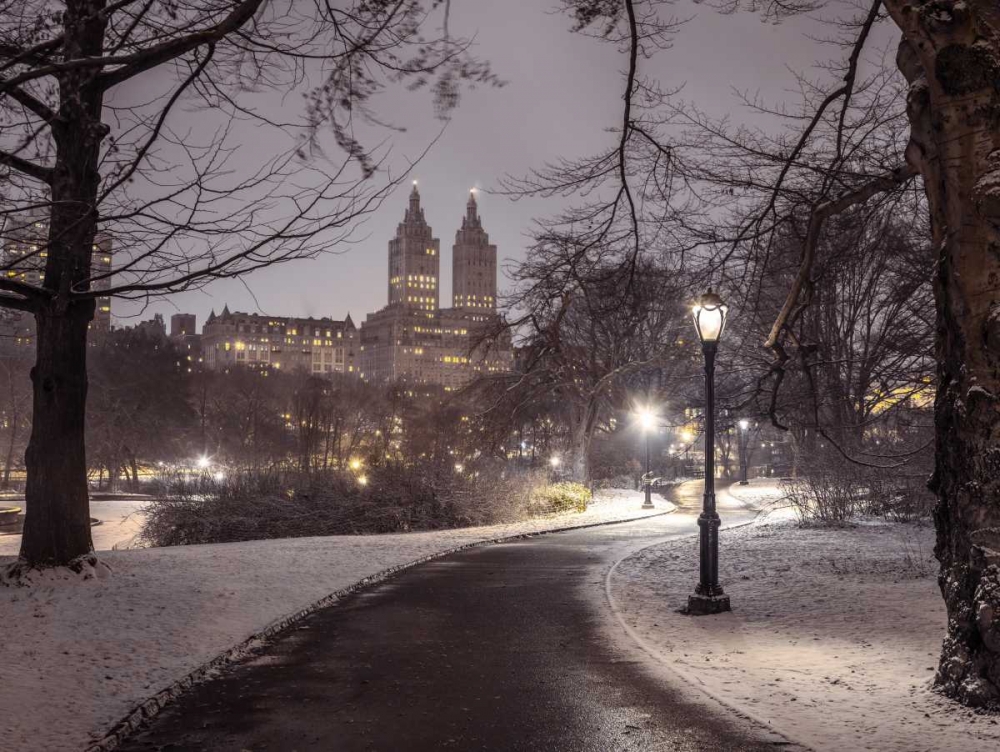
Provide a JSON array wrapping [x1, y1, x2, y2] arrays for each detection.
[[782, 453, 934, 524], [531, 482, 591, 514], [139, 466, 551, 546]]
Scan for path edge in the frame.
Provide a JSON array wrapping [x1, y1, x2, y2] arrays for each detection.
[[602, 517, 814, 752], [84, 505, 674, 752]]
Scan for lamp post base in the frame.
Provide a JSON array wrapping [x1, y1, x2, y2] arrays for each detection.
[[738, 480, 749, 486], [642, 482, 654, 509], [686, 593, 731, 616]]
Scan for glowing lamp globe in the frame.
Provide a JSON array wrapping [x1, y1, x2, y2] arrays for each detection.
[[691, 289, 728, 344]]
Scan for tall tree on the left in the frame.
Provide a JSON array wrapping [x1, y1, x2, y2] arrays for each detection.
[[0, 0, 497, 570]]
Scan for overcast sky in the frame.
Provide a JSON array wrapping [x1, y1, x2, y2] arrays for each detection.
[[120, 0, 895, 330]]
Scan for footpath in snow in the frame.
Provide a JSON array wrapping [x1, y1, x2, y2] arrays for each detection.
[[0, 489, 668, 752], [609, 480, 1000, 752]]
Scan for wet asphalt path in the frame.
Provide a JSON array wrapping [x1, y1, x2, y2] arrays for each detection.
[[117, 482, 783, 752]]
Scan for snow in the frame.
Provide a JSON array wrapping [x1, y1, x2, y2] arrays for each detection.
[[609, 514, 1000, 752], [726, 477, 788, 508], [0, 498, 148, 557], [0, 490, 669, 752]]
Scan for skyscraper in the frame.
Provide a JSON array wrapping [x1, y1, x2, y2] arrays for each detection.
[[0, 211, 113, 346], [388, 183, 440, 311], [360, 187, 511, 388], [452, 191, 497, 312]]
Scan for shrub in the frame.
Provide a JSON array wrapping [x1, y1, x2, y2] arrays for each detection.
[[139, 465, 554, 547], [781, 451, 935, 525], [531, 482, 591, 514]]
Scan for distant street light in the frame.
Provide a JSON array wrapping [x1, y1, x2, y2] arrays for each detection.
[[196, 455, 210, 469], [737, 419, 751, 486], [636, 406, 657, 509], [549, 455, 561, 468], [688, 288, 731, 616]]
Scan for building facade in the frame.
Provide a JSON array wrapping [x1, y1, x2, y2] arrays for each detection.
[[360, 186, 512, 388], [0, 211, 113, 345], [201, 306, 358, 376], [452, 191, 497, 311]]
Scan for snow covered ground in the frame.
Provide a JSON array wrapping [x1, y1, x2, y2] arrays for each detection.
[[726, 476, 789, 509], [0, 489, 668, 752], [0, 498, 148, 557], [609, 512, 1000, 752]]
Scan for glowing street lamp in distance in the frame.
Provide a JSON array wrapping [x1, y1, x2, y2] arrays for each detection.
[[637, 406, 657, 432], [738, 419, 750, 431], [196, 455, 210, 469], [349, 458, 362, 471], [549, 455, 561, 468]]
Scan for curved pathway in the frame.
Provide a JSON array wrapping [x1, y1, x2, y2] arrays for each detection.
[[116, 482, 789, 752]]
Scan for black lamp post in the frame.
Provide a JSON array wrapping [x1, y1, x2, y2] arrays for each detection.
[[637, 407, 656, 509], [738, 419, 751, 485], [687, 288, 731, 616]]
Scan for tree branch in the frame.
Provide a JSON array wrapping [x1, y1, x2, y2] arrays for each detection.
[[0, 148, 52, 183], [765, 163, 917, 350]]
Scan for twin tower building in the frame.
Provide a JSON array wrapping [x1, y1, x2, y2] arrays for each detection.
[[359, 184, 512, 388]]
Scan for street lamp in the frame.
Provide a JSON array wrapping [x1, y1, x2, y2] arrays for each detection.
[[549, 455, 561, 480], [737, 418, 751, 485], [688, 288, 731, 616], [636, 406, 657, 509]]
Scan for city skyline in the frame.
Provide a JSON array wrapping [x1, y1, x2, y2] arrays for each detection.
[[110, 1, 855, 328]]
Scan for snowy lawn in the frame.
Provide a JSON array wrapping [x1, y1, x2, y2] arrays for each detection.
[[610, 518, 1000, 752], [1, 489, 668, 752], [0, 498, 148, 557], [726, 477, 789, 509]]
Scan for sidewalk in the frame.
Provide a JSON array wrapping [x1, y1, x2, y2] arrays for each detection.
[[1, 490, 670, 752]]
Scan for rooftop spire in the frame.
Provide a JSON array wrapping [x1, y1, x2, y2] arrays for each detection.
[[405, 180, 424, 224], [463, 189, 481, 229]]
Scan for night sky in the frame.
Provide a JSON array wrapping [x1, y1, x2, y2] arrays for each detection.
[[122, 0, 894, 330]]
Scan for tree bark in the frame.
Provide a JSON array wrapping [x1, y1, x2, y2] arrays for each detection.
[[16, 0, 107, 567], [885, 0, 1000, 706], [19, 303, 96, 565], [2, 371, 18, 489]]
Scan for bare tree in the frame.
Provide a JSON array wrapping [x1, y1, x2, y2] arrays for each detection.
[[501, 251, 691, 481], [513, 0, 1000, 706], [87, 327, 196, 488], [0, 0, 496, 570]]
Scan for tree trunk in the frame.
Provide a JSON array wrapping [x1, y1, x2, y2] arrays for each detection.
[[886, 0, 1000, 706], [3, 386, 18, 490], [18, 303, 96, 565], [129, 455, 140, 491], [566, 404, 595, 483], [16, 0, 108, 568]]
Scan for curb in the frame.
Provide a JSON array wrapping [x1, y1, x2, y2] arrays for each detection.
[[603, 516, 813, 752], [84, 505, 675, 752]]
